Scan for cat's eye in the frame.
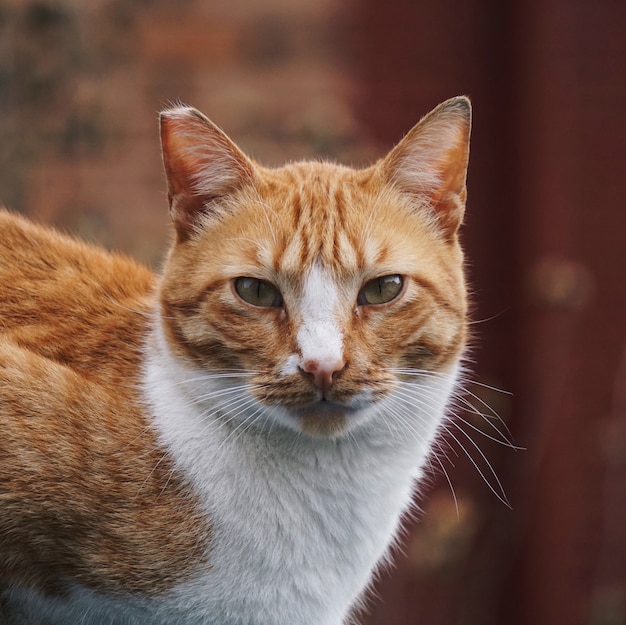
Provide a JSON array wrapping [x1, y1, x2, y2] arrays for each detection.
[[358, 275, 404, 306], [234, 277, 283, 308]]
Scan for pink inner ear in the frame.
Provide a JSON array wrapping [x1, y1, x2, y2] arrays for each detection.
[[428, 136, 470, 236], [159, 108, 255, 242], [384, 97, 471, 240]]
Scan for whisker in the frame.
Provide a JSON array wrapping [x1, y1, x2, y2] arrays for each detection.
[[217, 401, 267, 449], [174, 371, 259, 386], [450, 395, 520, 449], [389, 368, 516, 449], [459, 378, 512, 396], [385, 374, 513, 507], [408, 382, 518, 450], [443, 421, 511, 508], [450, 409, 522, 450], [452, 385, 516, 444], [187, 385, 252, 406], [432, 453, 460, 519], [466, 309, 510, 325]]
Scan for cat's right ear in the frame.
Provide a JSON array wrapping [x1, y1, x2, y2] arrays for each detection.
[[160, 107, 256, 242]]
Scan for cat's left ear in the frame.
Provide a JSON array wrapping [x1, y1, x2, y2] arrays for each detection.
[[382, 96, 471, 240], [160, 106, 256, 242]]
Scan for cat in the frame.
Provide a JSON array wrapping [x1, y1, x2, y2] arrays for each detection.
[[0, 96, 471, 625]]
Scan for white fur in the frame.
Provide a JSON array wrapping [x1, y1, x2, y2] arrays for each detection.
[[143, 315, 456, 625], [6, 316, 460, 625], [140, 321, 458, 625], [296, 264, 344, 372], [281, 265, 344, 380]]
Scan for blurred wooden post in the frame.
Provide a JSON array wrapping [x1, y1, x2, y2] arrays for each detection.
[[505, 0, 626, 624], [348, 0, 626, 623]]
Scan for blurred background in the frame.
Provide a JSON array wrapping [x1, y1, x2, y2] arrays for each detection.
[[1, 0, 625, 623]]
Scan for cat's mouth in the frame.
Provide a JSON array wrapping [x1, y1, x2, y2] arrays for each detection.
[[291, 399, 358, 438], [255, 377, 380, 437]]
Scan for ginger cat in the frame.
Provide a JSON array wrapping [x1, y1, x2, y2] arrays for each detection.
[[0, 97, 471, 624]]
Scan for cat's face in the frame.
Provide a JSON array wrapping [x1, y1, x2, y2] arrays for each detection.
[[158, 99, 471, 438]]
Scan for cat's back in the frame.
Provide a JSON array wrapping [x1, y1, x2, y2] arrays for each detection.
[[0, 208, 154, 290], [0, 209, 209, 601], [0, 208, 155, 379]]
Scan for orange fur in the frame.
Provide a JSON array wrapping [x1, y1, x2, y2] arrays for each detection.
[[0, 97, 471, 618], [0, 211, 208, 596], [159, 101, 470, 436]]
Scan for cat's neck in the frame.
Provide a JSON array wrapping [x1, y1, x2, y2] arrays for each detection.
[[140, 313, 460, 624]]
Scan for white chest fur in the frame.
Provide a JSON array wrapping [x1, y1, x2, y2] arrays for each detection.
[[136, 321, 459, 625]]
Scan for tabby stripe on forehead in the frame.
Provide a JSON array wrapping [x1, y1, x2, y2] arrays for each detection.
[[330, 183, 348, 262], [290, 188, 303, 234], [313, 179, 335, 261], [335, 183, 348, 226], [297, 190, 316, 268], [373, 242, 392, 266]]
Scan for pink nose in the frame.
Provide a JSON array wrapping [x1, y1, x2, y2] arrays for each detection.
[[301, 358, 345, 394]]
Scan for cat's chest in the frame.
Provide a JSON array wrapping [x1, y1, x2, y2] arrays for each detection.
[[161, 398, 415, 553], [164, 435, 420, 625], [143, 350, 429, 624]]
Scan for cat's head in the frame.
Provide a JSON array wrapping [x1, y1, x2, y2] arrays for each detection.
[[157, 98, 471, 439]]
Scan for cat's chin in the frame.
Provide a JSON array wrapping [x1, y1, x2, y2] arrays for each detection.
[[289, 401, 360, 439]]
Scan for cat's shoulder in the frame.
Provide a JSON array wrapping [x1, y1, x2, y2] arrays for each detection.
[[0, 208, 156, 380], [0, 208, 154, 290]]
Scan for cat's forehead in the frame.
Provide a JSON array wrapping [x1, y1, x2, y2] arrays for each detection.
[[193, 160, 443, 291], [247, 162, 430, 274]]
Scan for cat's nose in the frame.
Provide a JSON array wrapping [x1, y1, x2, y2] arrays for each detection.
[[301, 358, 345, 394]]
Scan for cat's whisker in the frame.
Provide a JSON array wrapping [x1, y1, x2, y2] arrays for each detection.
[[202, 389, 264, 427], [180, 384, 253, 408], [466, 309, 510, 325], [410, 382, 517, 450], [258, 405, 278, 436], [441, 420, 511, 508], [384, 367, 448, 377], [174, 371, 259, 386], [389, 384, 449, 423], [457, 377, 512, 396], [215, 402, 268, 449], [385, 377, 512, 506], [200, 391, 257, 422], [389, 405, 459, 481], [386, 368, 517, 450], [431, 453, 460, 520], [449, 411, 521, 450], [380, 396, 431, 445], [454, 385, 516, 442], [373, 401, 408, 439], [449, 395, 520, 449]]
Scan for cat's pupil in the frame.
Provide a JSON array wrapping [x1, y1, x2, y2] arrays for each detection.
[[358, 275, 404, 306], [234, 277, 283, 308]]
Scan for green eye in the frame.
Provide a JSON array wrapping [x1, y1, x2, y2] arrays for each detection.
[[234, 277, 283, 308], [358, 275, 404, 306]]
